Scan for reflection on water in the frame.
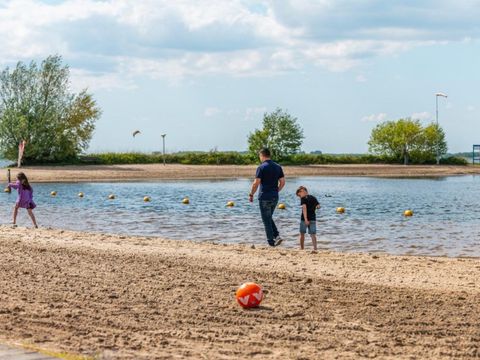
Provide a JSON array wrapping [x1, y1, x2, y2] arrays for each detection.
[[2, 176, 480, 257]]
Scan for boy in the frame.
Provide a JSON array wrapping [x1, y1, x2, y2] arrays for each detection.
[[296, 186, 320, 251]]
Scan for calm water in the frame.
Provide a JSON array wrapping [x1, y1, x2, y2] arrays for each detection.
[[1, 176, 480, 257]]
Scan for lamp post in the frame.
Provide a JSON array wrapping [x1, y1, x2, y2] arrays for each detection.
[[161, 134, 166, 166], [435, 92, 448, 165]]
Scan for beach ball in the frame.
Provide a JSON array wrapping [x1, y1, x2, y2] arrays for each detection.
[[404, 209, 413, 217], [108, 194, 115, 200], [182, 197, 190, 204], [4, 187, 11, 193], [235, 282, 264, 308], [336, 207, 345, 214], [278, 203, 286, 210], [51, 191, 57, 197], [144, 196, 151, 202], [78, 192, 84, 198], [226, 201, 235, 207]]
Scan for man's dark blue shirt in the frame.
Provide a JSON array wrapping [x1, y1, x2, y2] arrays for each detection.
[[255, 160, 285, 200]]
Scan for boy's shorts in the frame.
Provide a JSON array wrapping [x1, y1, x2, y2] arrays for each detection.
[[300, 220, 317, 234]]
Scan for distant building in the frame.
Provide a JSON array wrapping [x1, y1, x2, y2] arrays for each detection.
[[310, 150, 323, 155]]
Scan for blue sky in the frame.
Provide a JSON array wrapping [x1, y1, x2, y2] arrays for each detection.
[[0, 0, 479, 153]]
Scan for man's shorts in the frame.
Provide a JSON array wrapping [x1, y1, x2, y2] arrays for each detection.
[[300, 220, 317, 234]]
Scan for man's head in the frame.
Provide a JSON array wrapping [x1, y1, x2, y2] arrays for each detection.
[[296, 186, 308, 198], [258, 148, 271, 162]]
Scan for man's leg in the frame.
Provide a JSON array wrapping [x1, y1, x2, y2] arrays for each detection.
[[270, 199, 279, 239], [259, 200, 275, 246]]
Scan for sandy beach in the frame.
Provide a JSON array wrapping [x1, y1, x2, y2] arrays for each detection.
[[0, 226, 478, 359], [3, 163, 480, 183]]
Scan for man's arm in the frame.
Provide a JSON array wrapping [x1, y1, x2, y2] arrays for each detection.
[[278, 177, 285, 192], [249, 178, 261, 202], [302, 204, 309, 225]]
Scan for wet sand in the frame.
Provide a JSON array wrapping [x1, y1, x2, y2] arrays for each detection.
[[0, 226, 478, 359], [4, 163, 480, 183]]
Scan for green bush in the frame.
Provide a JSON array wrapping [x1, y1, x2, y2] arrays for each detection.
[[440, 156, 469, 165], [24, 151, 468, 166]]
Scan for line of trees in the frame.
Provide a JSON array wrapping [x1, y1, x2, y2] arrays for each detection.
[[246, 109, 451, 165]]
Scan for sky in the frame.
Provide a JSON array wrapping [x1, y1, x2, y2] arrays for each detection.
[[0, 0, 479, 154]]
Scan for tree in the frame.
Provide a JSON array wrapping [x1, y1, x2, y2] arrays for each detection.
[[0, 55, 101, 163], [247, 108, 304, 159], [421, 123, 447, 163], [368, 118, 448, 164]]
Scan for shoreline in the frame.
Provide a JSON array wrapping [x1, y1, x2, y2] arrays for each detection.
[[0, 226, 478, 359], [3, 163, 480, 183]]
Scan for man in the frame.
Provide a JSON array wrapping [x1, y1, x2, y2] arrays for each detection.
[[249, 148, 286, 247]]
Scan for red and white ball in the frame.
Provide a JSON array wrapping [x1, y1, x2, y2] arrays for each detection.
[[235, 282, 264, 308]]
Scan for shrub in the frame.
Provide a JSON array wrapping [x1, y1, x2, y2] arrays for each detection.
[[22, 151, 469, 166]]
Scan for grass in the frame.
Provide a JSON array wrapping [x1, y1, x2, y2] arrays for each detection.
[[8, 342, 95, 360]]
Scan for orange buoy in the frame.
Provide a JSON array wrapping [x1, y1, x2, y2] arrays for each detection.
[[235, 282, 263, 308]]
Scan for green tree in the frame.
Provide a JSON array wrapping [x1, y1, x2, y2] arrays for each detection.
[[421, 123, 447, 164], [0, 55, 101, 163], [247, 108, 304, 159], [368, 118, 448, 164]]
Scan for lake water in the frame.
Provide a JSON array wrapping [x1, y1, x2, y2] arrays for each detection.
[[1, 176, 480, 257]]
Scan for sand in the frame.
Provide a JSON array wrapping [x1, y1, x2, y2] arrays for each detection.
[[0, 226, 478, 359], [3, 163, 480, 183]]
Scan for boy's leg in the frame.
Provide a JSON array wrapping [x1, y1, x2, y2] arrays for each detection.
[[299, 221, 306, 249], [299, 233, 305, 250], [310, 234, 317, 251], [309, 222, 318, 251], [12, 205, 19, 225], [27, 209, 38, 228], [259, 200, 275, 246]]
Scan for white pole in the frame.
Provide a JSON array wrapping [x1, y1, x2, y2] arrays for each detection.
[[435, 93, 448, 165]]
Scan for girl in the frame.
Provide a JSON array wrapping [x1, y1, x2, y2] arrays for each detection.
[[8, 172, 38, 228]]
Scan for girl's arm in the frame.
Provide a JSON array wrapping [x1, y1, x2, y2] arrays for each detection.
[[8, 181, 20, 189]]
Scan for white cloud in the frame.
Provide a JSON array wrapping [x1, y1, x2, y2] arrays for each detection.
[[204, 107, 221, 117], [1, 0, 480, 88], [362, 113, 387, 122], [69, 68, 137, 92], [467, 105, 475, 112], [244, 107, 267, 121], [203, 106, 265, 121], [355, 74, 367, 82], [411, 111, 433, 121]]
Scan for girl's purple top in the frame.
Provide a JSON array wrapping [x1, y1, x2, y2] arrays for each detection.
[[9, 180, 36, 209]]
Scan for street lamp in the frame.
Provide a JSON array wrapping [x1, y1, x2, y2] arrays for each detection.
[[435, 92, 448, 165], [161, 134, 167, 166]]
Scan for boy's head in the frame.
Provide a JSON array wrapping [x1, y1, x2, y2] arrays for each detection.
[[296, 186, 308, 197]]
